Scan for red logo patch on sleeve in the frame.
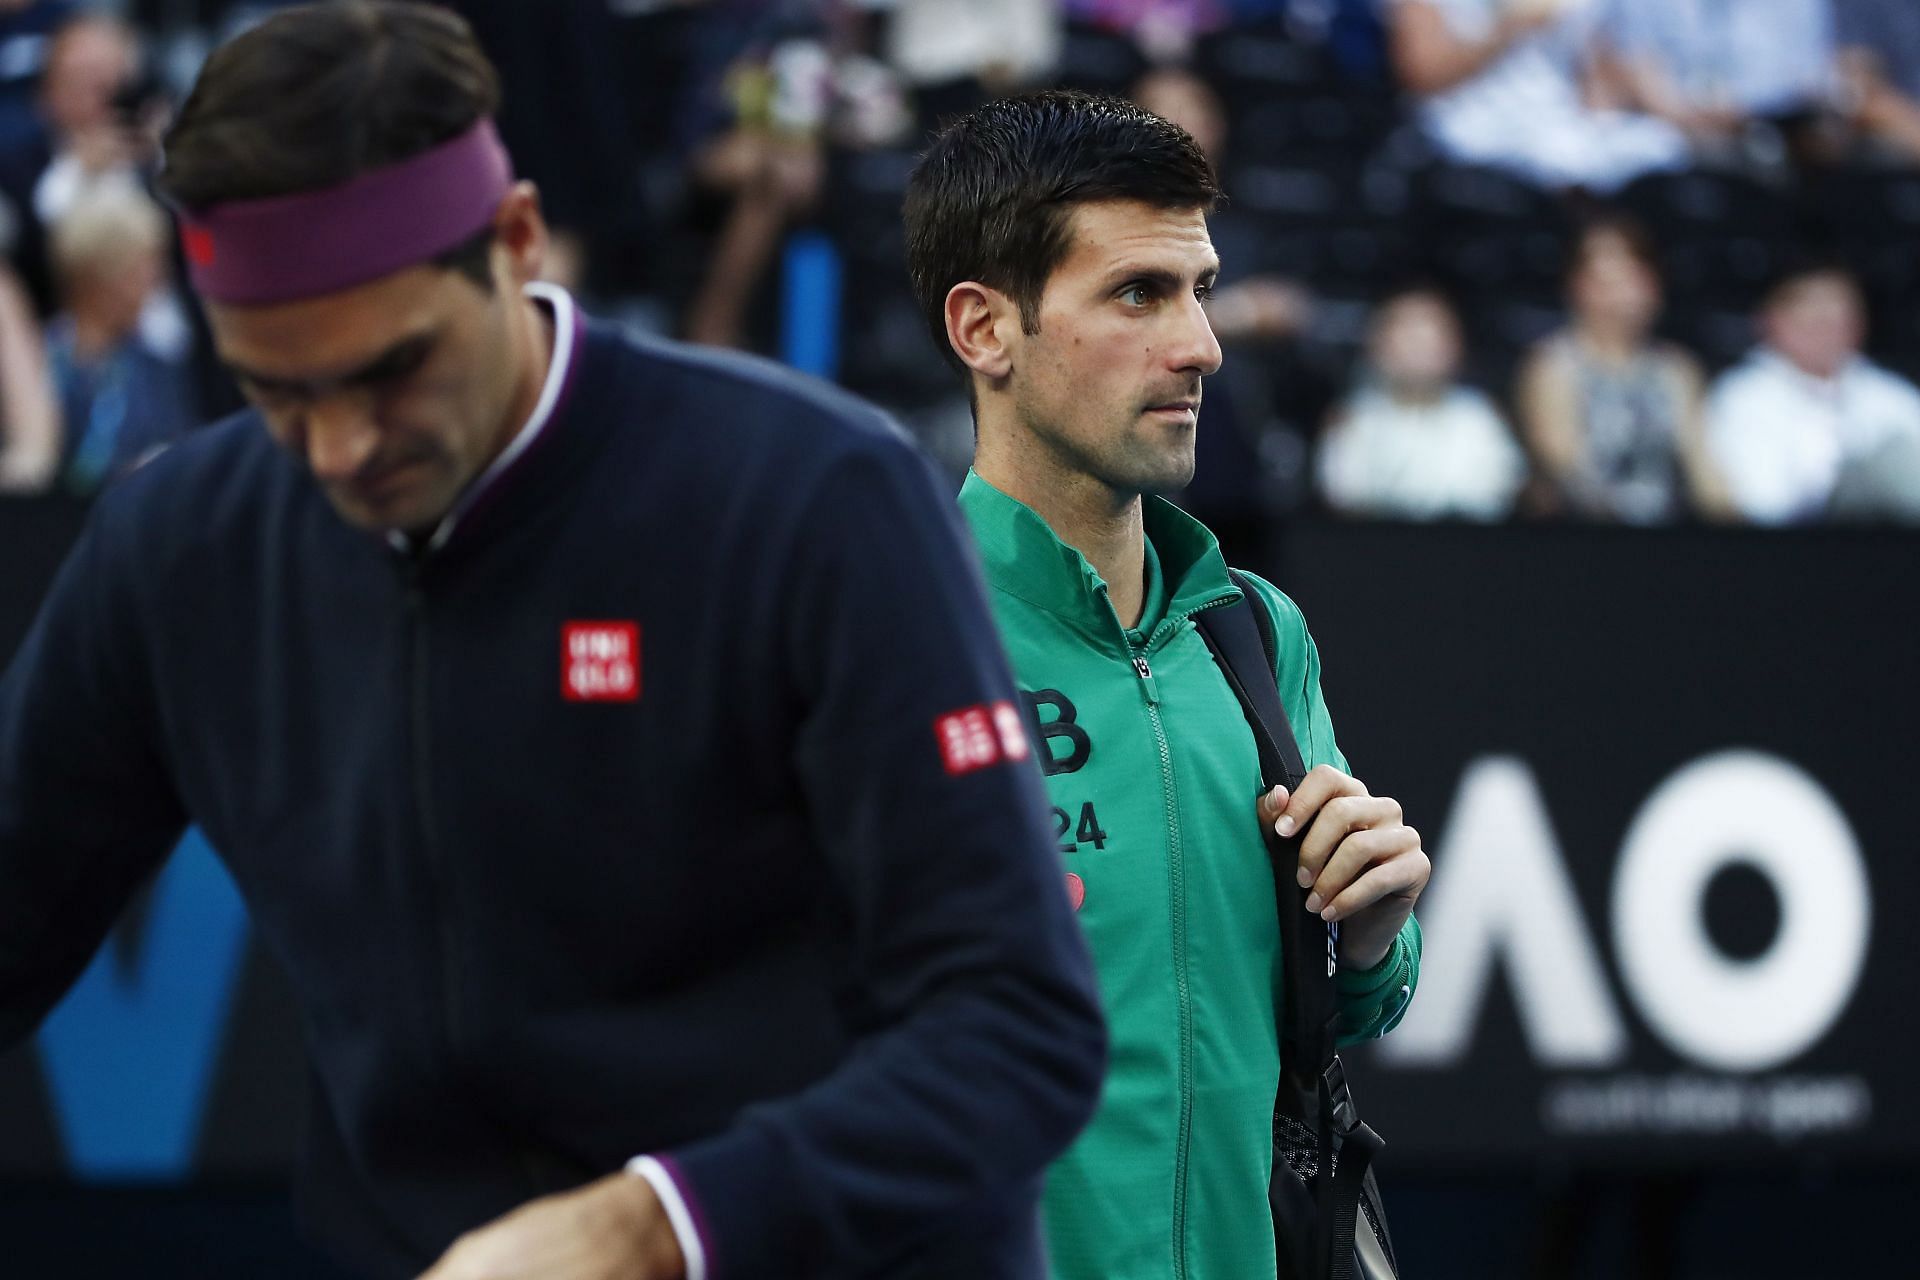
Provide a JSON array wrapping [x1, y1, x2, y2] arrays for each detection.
[[562, 622, 640, 702], [936, 699, 1030, 775]]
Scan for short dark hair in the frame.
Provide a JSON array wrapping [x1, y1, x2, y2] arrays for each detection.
[[904, 90, 1221, 373], [1566, 212, 1662, 285], [158, 0, 501, 290], [1762, 258, 1862, 310]]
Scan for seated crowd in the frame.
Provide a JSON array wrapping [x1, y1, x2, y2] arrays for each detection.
[[0, 0, 1916, 530]]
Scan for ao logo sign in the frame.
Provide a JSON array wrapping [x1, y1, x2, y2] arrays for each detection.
[[1380, 750, 1870, 1074]]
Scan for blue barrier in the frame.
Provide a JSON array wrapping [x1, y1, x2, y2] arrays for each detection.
[[781, 230, 842, 380], [35, 829, 248, 1181]]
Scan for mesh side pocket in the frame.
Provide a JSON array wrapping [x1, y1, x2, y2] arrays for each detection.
[[1274, 1113, 1321, 1183]]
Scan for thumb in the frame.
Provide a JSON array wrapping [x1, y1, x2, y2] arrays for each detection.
[[1258, 784, 1290, 823]]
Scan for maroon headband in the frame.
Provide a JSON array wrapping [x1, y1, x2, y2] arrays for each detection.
[[177, 119, 514, 306]]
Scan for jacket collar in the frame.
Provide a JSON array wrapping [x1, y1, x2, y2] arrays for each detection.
[[957, 469, 1241, 651]]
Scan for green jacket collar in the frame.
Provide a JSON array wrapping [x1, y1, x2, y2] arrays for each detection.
[[958, 469, 1240, 650]]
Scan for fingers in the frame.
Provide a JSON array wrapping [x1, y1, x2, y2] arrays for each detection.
[[1272, 763, 1367, 840], [1294, 793, 1402, 887], [1301, 821, 1416, 912], [1257, 784, 1290, 826], [1316, 848, 1431, 924], [1264, 769, 1426, 929]]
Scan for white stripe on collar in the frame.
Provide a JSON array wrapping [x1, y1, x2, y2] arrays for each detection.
[[386, 280, 577, 554]]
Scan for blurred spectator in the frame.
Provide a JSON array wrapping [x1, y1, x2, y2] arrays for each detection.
[[1707, 264, 1920, 524], [1833, 0, 1920, 164], [1318, 285, 1526, 519], [44, 185, 194, 494], [681, 0, 1053, 352], [681, 5, 835, 349], [1593, 0, 1834, 148], [1277, 0, 1397, 82], [1515, 216, 1730, 523], [1134, 65, 1317, 545], [27, 14, 162, 228], [1134, 66, 1313, 347], [0, 0, 78, 160], [0, 5, 135, 311], [0, 253, 56, 493], [1388, 0, 1687, 191], [1064, 0, 1229, 62], [879, 0, 1058, 119]]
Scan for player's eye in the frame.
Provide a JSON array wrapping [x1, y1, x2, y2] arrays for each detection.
[[1119, 284, 1152, 307], [355, 340, 435, 392]]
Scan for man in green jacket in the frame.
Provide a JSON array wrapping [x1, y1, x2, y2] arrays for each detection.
[[903, 91, 1431, 1279]]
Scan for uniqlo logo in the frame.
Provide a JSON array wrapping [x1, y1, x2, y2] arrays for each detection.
[[936, 699, 1029, 775], [991, 700, 1030, 762], [562, 622, 640, 702]]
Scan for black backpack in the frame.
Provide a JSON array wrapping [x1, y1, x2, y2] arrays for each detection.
[[1195, 569, 1402, 1280]]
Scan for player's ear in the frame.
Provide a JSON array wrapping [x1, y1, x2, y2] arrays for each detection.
[[491, 181, 548, 290], [945, 281, 1017, 383]]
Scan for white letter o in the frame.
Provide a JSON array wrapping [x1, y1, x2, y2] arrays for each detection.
[[1611, 750, 1869, 1073]]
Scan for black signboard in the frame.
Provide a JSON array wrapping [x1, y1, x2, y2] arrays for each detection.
[[1278, 521, 1919, 1169]]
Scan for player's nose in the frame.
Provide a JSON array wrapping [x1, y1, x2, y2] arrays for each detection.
[[302, 395, 382, 482], [1172, 292, 1224, 377]]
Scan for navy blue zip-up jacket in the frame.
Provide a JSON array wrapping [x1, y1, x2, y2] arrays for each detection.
[[0, 311, 1106, 1278]]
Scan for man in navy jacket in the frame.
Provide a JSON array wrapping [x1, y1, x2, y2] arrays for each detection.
[[0, 5, 1104, 1278]]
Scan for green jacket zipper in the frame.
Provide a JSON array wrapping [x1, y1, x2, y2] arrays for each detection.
[[1127, 639, 1191, 1280], [1145, 592, 1241, 1279]]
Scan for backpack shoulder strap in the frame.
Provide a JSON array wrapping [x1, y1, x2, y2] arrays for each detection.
[[1194, 569, 1308, 791], [1194, 569, 1336, 1079]]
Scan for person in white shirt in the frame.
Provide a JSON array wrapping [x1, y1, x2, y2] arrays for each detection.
[[1318, 285, 1527, 521], [1389, 0, 1687, 192], [1595, 0, 1835, 139], [1707, 265, 1920, 525], [880, 0, 1059, 96]]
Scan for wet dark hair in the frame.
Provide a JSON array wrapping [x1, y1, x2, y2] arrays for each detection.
[[903, 89, 1221, 374], [158, 1, 501, 290]]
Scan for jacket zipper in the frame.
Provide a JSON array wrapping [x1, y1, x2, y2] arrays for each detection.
[[404, 578, 464, 1060], [1149, 590, 1246, 1276], [1127, 643, 1191, 1280], [1108, 588, 1242, 1276]]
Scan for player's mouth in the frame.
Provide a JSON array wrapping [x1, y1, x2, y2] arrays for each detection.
[[1146, 399, 1200, 422]]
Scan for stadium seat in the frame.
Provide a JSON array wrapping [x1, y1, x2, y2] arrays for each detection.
[[1618, 171, 1794, 312], [1055, 22, 1147, 96], [820, 146, 955, 410], [1407, 164, 1571, 307]]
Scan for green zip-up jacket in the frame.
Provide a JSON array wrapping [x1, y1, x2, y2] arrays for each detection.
[[958, 472, 1421, 1280]]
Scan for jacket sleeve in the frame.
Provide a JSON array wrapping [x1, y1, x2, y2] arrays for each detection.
[[1237, 571, 1423, 1047], [657, 433, 1107, 1277], [0, 495, 188, 1050]]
